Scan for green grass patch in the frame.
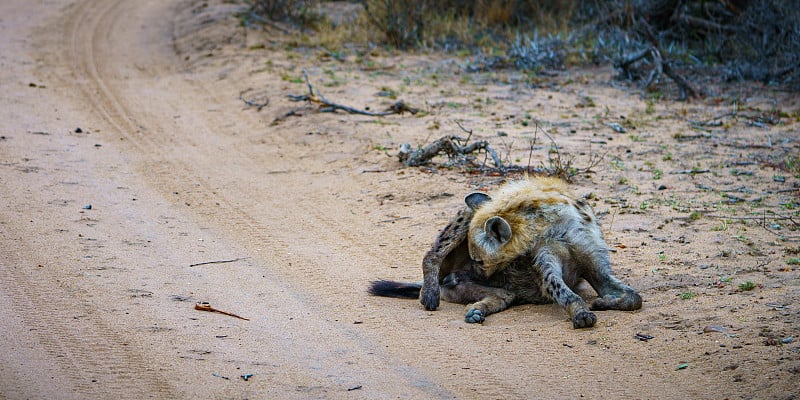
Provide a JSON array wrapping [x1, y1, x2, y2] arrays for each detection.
[[738, 281, 757, 291]]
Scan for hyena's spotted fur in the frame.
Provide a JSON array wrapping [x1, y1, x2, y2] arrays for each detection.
[[369, 176, 642, 329]]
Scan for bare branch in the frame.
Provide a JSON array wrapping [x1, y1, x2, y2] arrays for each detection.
[[398, 135, 503, 170], [288, 70, 419, 116]]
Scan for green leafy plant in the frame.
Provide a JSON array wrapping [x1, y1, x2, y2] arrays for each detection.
[[652, 169, 663, 180], [711, 219, 730, 231], [679, 291, 696, 300], [739, 281, 757, 291]]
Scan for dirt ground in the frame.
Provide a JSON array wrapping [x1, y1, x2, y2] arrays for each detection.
[[1, 0, 799, 399]]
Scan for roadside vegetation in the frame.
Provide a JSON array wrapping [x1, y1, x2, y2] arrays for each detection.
[[241, 0, 800, 97]]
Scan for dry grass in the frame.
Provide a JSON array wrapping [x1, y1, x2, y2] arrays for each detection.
[[244, 0, 800, 89]]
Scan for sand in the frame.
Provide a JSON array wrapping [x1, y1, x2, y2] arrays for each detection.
[[1, 0, 798, 398]]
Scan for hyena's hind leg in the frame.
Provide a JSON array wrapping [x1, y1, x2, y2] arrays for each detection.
[[572, 199, 642, 312], [441, 272, 515, 323], [536, 248, 596, 329], [581, 247, 642, 312]]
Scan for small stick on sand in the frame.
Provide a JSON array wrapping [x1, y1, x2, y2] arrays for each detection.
[[194, 302, 250, 321]]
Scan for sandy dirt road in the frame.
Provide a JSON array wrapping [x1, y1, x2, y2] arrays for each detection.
[[1, 0, 798, 399]]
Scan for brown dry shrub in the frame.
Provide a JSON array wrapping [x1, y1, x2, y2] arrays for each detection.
[[245, 0, 799, 89], [248, 0, 320, 25], [360, 0, 429, 49]]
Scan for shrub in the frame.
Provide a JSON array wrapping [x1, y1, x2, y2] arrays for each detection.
[[360, 0, 428, 49]]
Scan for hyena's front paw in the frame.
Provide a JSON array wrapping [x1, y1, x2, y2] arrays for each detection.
[[420, 285, 440, 311], [572, 310, 597, 329], [465, 308, 485, 324], [590, 290, 642, 311]]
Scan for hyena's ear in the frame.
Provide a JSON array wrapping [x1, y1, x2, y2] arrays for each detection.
[[465, 192, 491, 210], [484, 216, 512, 247]]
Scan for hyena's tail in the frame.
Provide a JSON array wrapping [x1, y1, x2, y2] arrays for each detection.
[[368, 280, 422, 299]]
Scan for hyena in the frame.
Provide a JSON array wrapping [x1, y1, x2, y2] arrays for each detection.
[[369, 176, 642, 329]]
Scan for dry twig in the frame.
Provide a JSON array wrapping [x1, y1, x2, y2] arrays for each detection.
[[288, 70, 418, 116], [239, 89, 269, 111], [189, 257, 249, 267], [194, 302, 250, 321]]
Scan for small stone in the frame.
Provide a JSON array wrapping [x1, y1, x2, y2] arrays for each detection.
[[703, 325, 728, 334], [75, 127, 83, 133], [605, 122, 627, 133], [83, 204, 92, 210]]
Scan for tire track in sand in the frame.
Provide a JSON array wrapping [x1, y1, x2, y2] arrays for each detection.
[[0, 246, 176, 399], [40, 1, 613, 398], [55, 0, 651, 398], [0, 0, 179, 397], [44, 0, 463, 398], [53, 1, 566, 397]]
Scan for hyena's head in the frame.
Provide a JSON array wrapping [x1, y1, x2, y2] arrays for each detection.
[[464, 178, 571, 277], [464, 192, 525, 276]]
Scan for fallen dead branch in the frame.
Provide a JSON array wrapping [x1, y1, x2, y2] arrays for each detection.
[[194, 302, 249, 321], [397, 121, 604, 181], [615, 18, 701, 100], [617, 45, 700, 100], [670, 169, 710, 175], [398, 135, 503, 169], [288, 70, 418, 116], [687, 105, 784, 130], [399, 121, 503, 169]]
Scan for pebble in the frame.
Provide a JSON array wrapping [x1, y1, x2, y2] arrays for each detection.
[[703, 325, 728, 334], [604, 122, 627, 133]]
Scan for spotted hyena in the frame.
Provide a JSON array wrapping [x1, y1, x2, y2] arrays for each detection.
[[369, 176, 642, 328]]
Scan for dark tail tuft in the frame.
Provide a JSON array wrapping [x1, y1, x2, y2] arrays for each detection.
[[368, 280, 422, 299]]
